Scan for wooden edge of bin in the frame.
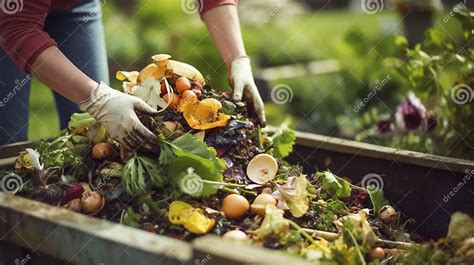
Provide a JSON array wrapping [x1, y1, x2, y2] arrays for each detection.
[[266, 127, 473, 174], [0, 194, 313, 264], [0, 194, 192, 264], [192, 235, 314, 265]]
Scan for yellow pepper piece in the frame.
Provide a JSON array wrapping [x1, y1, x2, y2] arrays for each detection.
[[182, 98, 230, 130], [15, 151, 33, 170], [183, 210, 216, 234], [168, 201, 194, 225], [115, 71, 139, 84]]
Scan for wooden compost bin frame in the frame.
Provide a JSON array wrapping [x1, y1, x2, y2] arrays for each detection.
[[0, 131, 473, 264]]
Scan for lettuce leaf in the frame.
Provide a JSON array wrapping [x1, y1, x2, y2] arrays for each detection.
[[317, 171, 351, 198], [271, 127, 295, 159]]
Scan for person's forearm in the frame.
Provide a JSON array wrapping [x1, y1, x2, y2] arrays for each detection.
[[30, 46, 98, 104], [202, 5, 246, 69]]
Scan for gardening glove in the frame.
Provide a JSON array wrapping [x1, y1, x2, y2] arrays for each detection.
[[79, 82, 159, 150], [230, 56, 266, 127]]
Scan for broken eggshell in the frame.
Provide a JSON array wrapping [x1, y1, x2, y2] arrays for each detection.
[[223, 230, 248, 241], [246, 154, 279, 184]]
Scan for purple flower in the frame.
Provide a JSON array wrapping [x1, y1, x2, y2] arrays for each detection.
[[426, 115, 437, 132], [376, 118, 394, 135], [396, 91, 426, 130]]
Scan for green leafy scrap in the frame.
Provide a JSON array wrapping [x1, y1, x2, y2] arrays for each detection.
[[158, 133, 226, 197], [317, 171, 351, 198], [122, 156, 165, 196], [169, 148, 225, 197], [68, 113, 96, 130], [271, 127, 296, 159], [367, 184, 388, 213]]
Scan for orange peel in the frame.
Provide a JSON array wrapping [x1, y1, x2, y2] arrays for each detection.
[[181, 98, 230, 130]]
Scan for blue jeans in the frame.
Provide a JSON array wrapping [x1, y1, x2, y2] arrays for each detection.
[[0, 0, 109, 145]]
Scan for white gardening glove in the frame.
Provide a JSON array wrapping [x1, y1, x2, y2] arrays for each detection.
[[230, 56, 266, 127], [79, 82, 159, 150]]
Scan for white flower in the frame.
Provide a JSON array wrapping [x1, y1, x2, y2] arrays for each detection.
[[130, 77, 168, 110]]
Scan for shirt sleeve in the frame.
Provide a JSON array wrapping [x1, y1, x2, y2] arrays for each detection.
[[0, 0, 57, 73], [198, 0, 237, 17]]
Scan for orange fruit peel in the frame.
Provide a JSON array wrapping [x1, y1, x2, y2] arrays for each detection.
[[181, 98, 230, 130]]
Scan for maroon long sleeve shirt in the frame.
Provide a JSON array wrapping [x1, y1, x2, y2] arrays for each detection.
[[0, 0, 236, 73]]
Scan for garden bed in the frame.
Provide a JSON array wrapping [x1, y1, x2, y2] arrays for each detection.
[[1, 131, 473, 264]]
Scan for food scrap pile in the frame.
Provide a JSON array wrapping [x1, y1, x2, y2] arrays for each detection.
[[6, 55, 473, 264]]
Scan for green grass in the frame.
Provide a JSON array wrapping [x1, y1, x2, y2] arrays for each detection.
[[28, 79, 59, 141]]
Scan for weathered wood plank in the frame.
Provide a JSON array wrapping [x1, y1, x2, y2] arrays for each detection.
[[0, 194, 192, 265], [293, 130, 474, 173]]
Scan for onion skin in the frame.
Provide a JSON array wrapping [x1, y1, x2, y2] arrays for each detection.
[[64, 183, 85, 201], [369, 247, 385, 261], [92, 143, 117, 160], [251, 194, 277, 216], [81, 191, 105, 215]]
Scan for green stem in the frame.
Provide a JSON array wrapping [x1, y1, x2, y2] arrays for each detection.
[[288, 220, 316, 244], [347, 230, 367, 265], [221, 186, 238, 194], [237, 187, 257, 196], [257, 125, 264, 149], [200, 179, 247, 188]]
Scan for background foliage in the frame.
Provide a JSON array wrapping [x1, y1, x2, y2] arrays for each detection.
[[27, 1, 472, 159]]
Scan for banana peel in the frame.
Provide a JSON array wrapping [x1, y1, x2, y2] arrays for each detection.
[[152, 54, 205, 84]]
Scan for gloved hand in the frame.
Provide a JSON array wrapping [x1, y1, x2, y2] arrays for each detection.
[[230, 56, 266, 127], [79, 82, 159, 150]]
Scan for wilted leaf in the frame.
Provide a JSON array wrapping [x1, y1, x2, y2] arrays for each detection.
[[254, 205, 289, 240], [273, 175, 310, 217], [447, 212, 474, 246]]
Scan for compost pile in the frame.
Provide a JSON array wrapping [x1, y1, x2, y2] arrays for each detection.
[[7, 55, 474, 264]]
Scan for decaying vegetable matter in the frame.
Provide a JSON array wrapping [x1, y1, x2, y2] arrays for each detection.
[[3, 55, 473, 264]]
